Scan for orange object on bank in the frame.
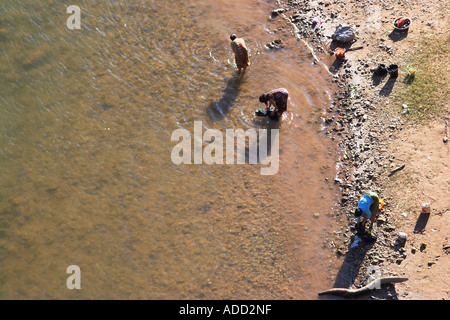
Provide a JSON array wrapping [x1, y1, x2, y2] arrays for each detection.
[[335, 47, 346, 58], [379, 198, 385, 210]]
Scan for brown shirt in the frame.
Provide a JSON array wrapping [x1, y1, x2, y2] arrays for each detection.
[[230, 38, 249, 69]]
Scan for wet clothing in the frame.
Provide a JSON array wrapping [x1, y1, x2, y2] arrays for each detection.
[[357, 191, 379, 222], [230, 38, 249, 69], [266, 88, 289, 114]]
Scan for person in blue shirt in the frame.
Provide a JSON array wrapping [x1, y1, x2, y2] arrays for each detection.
[[354, 191, 380, 230]]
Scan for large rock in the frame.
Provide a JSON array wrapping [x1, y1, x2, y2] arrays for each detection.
[[332, 24, 356, 43]]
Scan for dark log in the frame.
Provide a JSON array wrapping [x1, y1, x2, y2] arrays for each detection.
[[318, 277, 408, 297]]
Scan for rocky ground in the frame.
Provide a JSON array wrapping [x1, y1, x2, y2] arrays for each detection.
[[269, 0, 449, 299]]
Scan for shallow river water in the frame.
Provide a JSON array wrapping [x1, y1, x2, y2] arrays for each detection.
[[0, 0, 341, 299]]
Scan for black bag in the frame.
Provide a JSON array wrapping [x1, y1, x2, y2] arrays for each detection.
[[362, 229, 377, 244]]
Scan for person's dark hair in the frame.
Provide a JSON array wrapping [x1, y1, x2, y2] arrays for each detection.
[[354, 208, 363, 217], [230, 34, 237, 41], [259, 94, 268, 105]]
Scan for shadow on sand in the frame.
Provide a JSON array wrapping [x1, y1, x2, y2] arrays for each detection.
[[388, 28, 409, 42], [332, 235, 375, 290], [379, 75, 397, 96], [413, 212, 430, 233], [320, 230, 401, 300], [371, 71, 387, 86]]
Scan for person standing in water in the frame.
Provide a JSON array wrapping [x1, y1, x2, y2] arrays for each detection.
[[230, 34, 250, 74], [258, 88, 289, 120]]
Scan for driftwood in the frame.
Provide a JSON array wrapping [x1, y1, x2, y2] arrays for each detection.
[[388, 164, 405, 177], [318, 277, 408, 297], [346, 46, 364, 52]]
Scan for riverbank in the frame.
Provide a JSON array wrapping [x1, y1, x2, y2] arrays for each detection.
[[269, 0, 449, 299]]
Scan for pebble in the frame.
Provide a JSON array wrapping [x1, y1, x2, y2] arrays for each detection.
[[420, 243, 427, 252], [397, 232, 407, 240]]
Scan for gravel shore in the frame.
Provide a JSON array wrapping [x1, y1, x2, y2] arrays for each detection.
[[269, 0, 449, 299]]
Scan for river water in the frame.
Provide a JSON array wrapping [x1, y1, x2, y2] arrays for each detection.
[[0, 0, 341, 299]]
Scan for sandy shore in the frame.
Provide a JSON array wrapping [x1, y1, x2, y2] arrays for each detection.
[[269, 0, 449, 299]]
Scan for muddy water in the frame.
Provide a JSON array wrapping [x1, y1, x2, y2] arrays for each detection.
[[0, 0, 340, 299]]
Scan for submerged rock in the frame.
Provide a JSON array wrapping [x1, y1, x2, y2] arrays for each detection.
[[266, 39, 284, 49]]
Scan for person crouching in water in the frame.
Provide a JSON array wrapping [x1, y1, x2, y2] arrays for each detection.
[[354, 191, 380, 231], [259, 88, 289, 120], [230, 34, 250, 74]]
